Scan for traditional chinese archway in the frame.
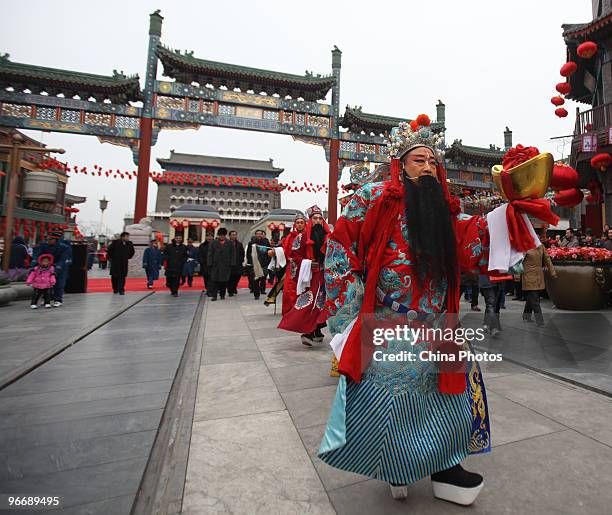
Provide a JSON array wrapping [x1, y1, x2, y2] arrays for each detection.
[[0, 10, 440, 225]]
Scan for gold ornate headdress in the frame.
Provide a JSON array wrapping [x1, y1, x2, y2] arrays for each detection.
[[387, 114, 444, 160]]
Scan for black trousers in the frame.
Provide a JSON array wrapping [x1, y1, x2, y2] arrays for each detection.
[[228, 267, 242, 294], [31, 288, 51, 305], [167, 275, 181, 295], [481, 286, 502, 331], [523, 290, 544, 323], [111, 274, 126, 293], [210, 281, 227, 299]]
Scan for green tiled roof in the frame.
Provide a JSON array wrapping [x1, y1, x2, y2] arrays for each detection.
[[446, 140, 504, 162], [0, 54, 142, 103], [340, 106, 444, 133], [156, 45, 334, 101]]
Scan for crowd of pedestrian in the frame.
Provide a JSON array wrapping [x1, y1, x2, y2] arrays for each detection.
[[545, 225, 612, 250]]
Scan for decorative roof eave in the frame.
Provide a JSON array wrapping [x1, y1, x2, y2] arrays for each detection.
[[562, 12, 612, 40], [445, 140, 504, 163], [156, 45, 334, 101], [157, 152, 284, 172], [340, 106, 444, 134], [0, 54, 142, 103]]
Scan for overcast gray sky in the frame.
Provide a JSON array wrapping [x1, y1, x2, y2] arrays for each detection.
[[2, 0, 592, 233]]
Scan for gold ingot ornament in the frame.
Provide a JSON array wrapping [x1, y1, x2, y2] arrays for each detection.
[[491, 153, 553, 201]]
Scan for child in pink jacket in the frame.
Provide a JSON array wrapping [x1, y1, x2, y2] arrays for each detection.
[[26, 253, 56, 308]]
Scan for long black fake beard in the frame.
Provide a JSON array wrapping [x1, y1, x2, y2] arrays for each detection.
[[404, 174, 457, 287], [310, 224, 327, 264]]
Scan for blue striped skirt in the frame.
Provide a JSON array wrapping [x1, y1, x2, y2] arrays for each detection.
[[318, 350, 490, 485]]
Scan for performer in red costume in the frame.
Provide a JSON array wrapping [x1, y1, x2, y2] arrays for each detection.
[[318, 115, 563, 506], [277, 206, 330, 346]]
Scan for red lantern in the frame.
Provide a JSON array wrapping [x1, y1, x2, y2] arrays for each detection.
[[201, 220, 209, 228], [554, 188, 583, 208], [555, 108, 568, 118], [551, 96, 565, 106], [268, 223, 277, 230], [577, 41, 598, 59], [210, 220, 220, 228], [278, 223, 286, 231], [170, 219, 179, 228], [560, 61, 578, 77], [182, 220, 189, 228], [590, 152, 612, 171], [556, 82, 571, 95]]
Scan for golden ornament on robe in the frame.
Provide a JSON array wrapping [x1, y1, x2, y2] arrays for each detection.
[[491, 153, 553, 201]]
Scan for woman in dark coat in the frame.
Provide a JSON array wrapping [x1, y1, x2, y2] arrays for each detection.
[[9, 236, 29, 269], [522, 245, 557, 326], [142, 240, 163, 289], [207, 228, 235, 301], [163, 235, 188, 297], [106, 232, 135, 295]]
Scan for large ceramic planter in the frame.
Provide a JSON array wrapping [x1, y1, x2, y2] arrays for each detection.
[[545, 263, 612, 310], [10, 282, 33, 300], [0, 284, 17, 306]]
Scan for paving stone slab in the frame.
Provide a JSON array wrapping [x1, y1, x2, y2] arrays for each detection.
[[183, 411, 335, 515]]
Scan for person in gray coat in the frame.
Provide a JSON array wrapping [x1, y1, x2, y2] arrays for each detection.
[[208, 228, 235, 301], [522, 245, 557, 326]]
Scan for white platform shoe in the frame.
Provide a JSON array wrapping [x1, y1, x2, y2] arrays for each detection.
[[431, 464, 484, 506]]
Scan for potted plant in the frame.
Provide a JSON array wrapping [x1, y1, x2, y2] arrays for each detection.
[[544, 246, 612, 310]]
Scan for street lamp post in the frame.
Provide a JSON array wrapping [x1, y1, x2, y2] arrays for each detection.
[[0, 133, 65, 271], [98, 196, 109, 237]]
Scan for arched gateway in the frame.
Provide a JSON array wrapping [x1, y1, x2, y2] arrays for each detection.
[[0, 10, 445, 225]]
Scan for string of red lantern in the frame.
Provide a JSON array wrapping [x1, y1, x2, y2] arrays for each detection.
[[38, 159, 330, 194], [553, 42, 598, 118]]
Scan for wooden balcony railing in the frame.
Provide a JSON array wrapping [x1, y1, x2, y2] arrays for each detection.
[[575, 103, 612, 135]]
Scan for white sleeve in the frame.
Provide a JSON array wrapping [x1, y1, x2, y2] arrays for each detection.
[[296, 258, 312, 294], [270, 246, 286, 269], [329, 317, 358, 360]]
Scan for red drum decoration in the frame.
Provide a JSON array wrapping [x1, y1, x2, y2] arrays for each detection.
[[590, 152, 612, 171], [551, 96, 565, 106], [556, 82, 571, 95], [551, 164, 579, 189], [555, 108, 568, 118], [577, 41, 598, 59], [560, 61, 578, 77], [554, 188, 583, 207]]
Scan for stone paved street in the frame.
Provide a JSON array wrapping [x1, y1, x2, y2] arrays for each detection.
[[1, 291, 612, 514], [183, 294, 612, 515]]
